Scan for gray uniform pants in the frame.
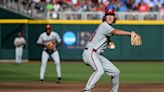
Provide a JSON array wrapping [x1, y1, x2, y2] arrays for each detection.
[[82, 49, 120, 92]]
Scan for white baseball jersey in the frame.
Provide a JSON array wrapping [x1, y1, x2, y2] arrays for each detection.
[[14, 37, 26, 47], [37, 31, 61, 50], [37, 31, 62, 81], [85, 22, 115, 53], [14, 37, 26, 64]]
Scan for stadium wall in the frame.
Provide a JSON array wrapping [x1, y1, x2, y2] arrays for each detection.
[[0, 20, 164, 61], [0, 8, 29, 19]]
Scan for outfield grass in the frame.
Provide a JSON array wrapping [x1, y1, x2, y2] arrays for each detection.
[[0, 61, 164, 83]]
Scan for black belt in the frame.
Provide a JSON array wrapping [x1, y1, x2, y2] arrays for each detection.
[[44, 49, 56, 54], [85, 48, 97, 52], [85, 48, 102, 55]]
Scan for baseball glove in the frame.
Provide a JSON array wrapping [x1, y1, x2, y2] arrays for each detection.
[[15, 39, 25, 47], [45, 41, 55, 54], [47, 41, 55, 50], [131, 31, 142, 46]]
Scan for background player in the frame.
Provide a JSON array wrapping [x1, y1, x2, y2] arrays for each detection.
[[37, 24, 62, 83], [13, 31, 26, 64], [82, 9, 141, 92]]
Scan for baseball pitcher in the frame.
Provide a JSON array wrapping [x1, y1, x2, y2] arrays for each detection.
[[37, 24, 62, 83], [14, 31, 26, 64], [82, 9, 142, 92]]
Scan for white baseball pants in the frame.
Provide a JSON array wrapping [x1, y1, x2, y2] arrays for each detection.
[[40, 50, 61, 80], [82, 49, 120, 92], [15, 47, 23, 64]]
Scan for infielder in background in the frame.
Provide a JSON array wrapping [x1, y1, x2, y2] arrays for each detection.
[[37, 24, 62, 83], [82, 9, 142, 92], [14, 31, 26, 64]]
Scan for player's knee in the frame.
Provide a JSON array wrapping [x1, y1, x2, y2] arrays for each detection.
[[55, 62, 61, 66], [114, 69, 120, 76], [41, 64, 47, 68], [96, 70, 104, 76], [41, 62, 47, 66]]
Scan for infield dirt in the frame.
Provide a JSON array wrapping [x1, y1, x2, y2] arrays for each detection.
[[0, 82, 164, 92]]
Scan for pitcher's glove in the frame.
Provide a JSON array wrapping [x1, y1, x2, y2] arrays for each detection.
[[131, 31, 142, 46]]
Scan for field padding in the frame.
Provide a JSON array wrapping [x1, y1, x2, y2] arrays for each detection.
[[0, 19, 164, 25]]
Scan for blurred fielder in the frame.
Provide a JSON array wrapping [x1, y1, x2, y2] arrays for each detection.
[[82, 9, 142, 92], [37, 24, 62, 83], [13, 31, 26, 64]]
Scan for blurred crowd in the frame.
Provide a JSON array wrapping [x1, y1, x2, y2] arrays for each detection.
[[1, 0, 164, 19], [1, 0, 164, 12], [45, 0, 164, 12]]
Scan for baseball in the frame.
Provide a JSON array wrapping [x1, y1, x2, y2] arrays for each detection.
[[108, 42, 115, 49]]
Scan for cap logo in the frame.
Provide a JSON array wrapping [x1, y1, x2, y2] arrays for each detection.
[[108, 10, 112, 13]]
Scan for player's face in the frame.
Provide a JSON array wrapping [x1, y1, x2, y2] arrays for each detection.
[[106, 15, 117, 24], [18, 32, 22, 37], [46, 29, 51, 35]]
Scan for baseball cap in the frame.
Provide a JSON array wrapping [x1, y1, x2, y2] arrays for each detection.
[[46, 24, 52, 29], [105, 9, 115, 16]]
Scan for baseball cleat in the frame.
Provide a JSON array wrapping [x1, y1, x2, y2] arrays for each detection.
[[56, 77, 62, 84], [39, 79, 44, 83], [82, 90, 91, 92]]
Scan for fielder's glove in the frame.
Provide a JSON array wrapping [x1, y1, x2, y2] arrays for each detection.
[[45, 41, 55, 54], [47, 41, 55, 50], [131, 31, 142, 46]]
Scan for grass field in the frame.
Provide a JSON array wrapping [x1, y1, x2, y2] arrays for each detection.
[[0, 61, 164, 84]]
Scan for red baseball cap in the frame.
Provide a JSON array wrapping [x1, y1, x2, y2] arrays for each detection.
[[105, 9, 115, 16], [46, 24, 52, 29]]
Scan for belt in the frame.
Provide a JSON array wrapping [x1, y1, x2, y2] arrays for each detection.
[[85, 48, 103, 55], [44, 49, 56, 54], [85, 48, 97, 52]]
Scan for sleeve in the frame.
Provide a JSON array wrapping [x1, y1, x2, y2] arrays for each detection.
[[37, 34, 43, 44], [54, 32, 61, 43], [103, 23, 115, 36], [22, 37, 26, 44], [13, 38, 17, 46]]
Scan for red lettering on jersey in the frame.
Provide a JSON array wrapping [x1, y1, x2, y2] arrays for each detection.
[[89, 32, 96, 42]]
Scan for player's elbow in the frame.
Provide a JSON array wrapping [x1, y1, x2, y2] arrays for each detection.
[[37, 43, 44, 47]]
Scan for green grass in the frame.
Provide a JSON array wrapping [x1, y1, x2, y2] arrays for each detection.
[[0, 61, 164, 83]]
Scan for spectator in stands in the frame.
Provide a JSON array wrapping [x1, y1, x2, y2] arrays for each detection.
[[160, 2, 164, 19], [3, 0, 164, 20], [47, 1, 54, 11], [117, 1, 127, 12], [53, 1, 61, 11], [106, 1, 115, 10], [126, 0, 137, 11], [154, 0, 164, 8], [137, 0, 150, 12], [21, 0, 32, 13], [147, 0, 156, 11]]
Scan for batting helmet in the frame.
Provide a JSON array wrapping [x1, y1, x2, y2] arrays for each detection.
[[46, 24, 52, 29], [105, 9, 115, 16]]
